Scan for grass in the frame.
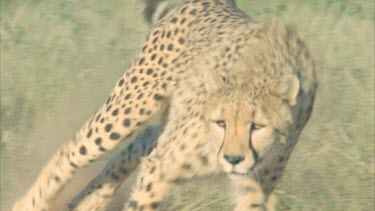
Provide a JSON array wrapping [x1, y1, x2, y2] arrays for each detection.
[[1, 0, 374, 210]]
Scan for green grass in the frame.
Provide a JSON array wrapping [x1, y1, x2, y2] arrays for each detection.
[[1, 0, 374, 210]]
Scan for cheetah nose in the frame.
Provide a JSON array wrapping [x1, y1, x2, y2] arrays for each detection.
[[223, 154, 244, 166]]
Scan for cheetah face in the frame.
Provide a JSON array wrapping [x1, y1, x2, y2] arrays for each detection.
[[204, 74, 300, 176], [205, 99, 279, 176]]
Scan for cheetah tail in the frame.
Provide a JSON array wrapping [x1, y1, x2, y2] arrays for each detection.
[[133, 0, 177, 26]]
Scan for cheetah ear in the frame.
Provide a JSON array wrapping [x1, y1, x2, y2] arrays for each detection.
[[271, 74, 300, 107], [204, 71, 226, 93]]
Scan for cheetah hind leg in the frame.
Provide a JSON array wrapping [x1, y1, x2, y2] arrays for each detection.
[[68, 125, 162, 211]]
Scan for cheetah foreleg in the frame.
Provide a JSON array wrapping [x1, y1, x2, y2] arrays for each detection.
[[231, 177, 274, 211]]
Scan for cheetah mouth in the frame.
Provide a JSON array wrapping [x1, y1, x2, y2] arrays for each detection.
[[227, 162, 259, 177], [229, 171, 247, 176]]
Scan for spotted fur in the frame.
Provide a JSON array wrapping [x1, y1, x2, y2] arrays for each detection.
[[13, 0, 317, 210]]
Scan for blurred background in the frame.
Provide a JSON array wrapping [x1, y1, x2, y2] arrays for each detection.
[[1, 0, 374, 210]]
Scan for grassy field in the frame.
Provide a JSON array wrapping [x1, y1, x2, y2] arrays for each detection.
[[1, 0, 374, 210]]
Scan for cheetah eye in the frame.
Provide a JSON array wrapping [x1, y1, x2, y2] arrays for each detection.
[[215, 120, 226, 128], [251, 123, 265, 130]]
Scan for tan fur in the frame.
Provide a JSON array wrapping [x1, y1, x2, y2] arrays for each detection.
[[13, 0, 317, 210]]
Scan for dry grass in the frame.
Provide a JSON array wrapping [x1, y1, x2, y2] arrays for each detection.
[[1, 0, 374, 210]]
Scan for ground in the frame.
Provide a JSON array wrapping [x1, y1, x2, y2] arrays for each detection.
[[1, 0, 374, 210]]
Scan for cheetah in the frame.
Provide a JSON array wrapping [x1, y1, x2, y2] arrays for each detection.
[[13, 0, 317, 210]]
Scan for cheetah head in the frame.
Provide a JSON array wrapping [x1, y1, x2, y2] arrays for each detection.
[[203, 72, 300, 176]]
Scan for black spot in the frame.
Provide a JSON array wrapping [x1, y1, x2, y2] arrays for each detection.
[[146, 183, 152, 191], [127, 143, 134, 152], [201, 1, 210, 6], [143, 81, 150, 87], [167, 44, 174, 51], [181, 6, 187, 14], [139, 108, 145, 115], [189, 9, 197, 15], [160, 45, 164, 51], [199, 155, 208, 165], [112, 109, 119, 116], [178, 37, 185, 44], [111, 173, 120, 181], [180, 144, 186, 150], [131, 76, 138, 83], [54, 176, 61, 182], [138, 57, 145, 65], [251, 204, 262, 208], [95, 113, 101, 122], [166, 31, 171, 38], [95, 137, 102, 145], [79, 146, 87, 155], [154, 94, 164, 100], [125, 93, 131, 100], [150, 54, 157, 61], [151, 202, 160, 209], [271, 175, 278, 181], [180, 18, 186, 24], [149, 166, 156, 174], [174, 28, 179, 35], [142, 45, 147, 52], [181, 163, 191, 169], [128, 200, 138, 208], [124, 107, 131, 114], [157, 58, 164, 66], [110, 132, 121, 140], [120, 167, 127, 174], [86, 129, 92, 138], [70, 161, 78, 168], [152, 37, 158, 44], [137, 93, 144, 99], [171, 17, 178, 23], [106, 105, 112, 112], [99, 146, 106, 152], [118, 78, 124, 86], [105, 124, 112, 132], [146, 68, 154, 75], [123, 119, 131, 127]]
